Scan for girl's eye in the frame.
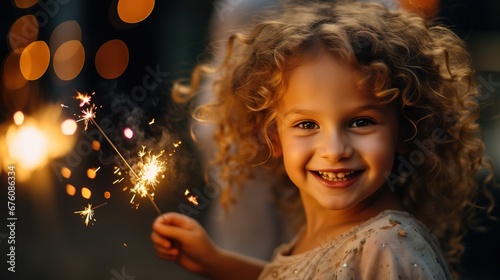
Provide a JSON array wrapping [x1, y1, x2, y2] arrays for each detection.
[[350, 118, 374, 128], [296, 121, 319, 130]]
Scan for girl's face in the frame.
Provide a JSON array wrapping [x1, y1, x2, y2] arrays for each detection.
[[275, 56, 400, 212]]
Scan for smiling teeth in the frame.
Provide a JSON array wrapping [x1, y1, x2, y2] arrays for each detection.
[[318, 171, 355, 181]]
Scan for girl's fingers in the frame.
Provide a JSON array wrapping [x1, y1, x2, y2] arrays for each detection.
[[151, 231, 173, 248], [156, 251, 179, 261], [152, 213, 199, 241], [155, 212, 196, 229], [154, 244, 179, 256]]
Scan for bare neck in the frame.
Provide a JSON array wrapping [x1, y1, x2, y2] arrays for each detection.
[[292, 185, 404, 255]]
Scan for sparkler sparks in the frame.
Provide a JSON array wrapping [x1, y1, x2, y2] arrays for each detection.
[[74, 91, 94, 107], [76, 104, 97, 131], [129, 146, 166, 205], [184, 189, 199, 206], [70, 91, 180, 220], [113, 177, 124, 185], [74, 202, 107, 226]]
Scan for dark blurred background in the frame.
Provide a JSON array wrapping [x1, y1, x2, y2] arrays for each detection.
[[0, 0, 499, 279]]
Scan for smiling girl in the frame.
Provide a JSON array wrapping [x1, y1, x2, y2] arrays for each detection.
[[151, 1, 493, 279]]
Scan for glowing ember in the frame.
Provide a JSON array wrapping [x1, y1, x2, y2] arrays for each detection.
[[187, 195, 199, 205], [173, 140, 182, 148], [74, 91, 94, 107], [184, 189, 199, 205], [113, 178, 124, 184]]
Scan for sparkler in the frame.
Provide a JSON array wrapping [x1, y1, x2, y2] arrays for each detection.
[[129, 147, 166, 206], [72, 91, 173, 217], [74, 202, 108, 226]]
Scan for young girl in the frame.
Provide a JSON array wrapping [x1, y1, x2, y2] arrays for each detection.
[[151, 1, 493, 279]]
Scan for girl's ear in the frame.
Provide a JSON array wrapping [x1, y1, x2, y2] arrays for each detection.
[[268, 127, 282, 158]]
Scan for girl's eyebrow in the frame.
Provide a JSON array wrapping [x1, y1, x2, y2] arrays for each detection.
[[353, 104, 386, 114], [282, 108, 316, 118], [283, 104, 386, 118]]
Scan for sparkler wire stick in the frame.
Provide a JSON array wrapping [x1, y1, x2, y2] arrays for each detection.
[[89, 118, 165, 218]]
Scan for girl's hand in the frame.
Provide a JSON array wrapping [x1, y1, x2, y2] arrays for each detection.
[[151, 212, 219, 275]]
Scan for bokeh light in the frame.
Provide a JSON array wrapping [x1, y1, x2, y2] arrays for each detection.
[[53, 40, 85, 81], [6, 124, 48, 170], [20, 40, 50, 80], [8, 15, 39, 54], [87, 168, 97, 179], [2, 52, 28, 90], [81, 187, 92, 199], [66, 184, 76, 196], [123, 127, 134, 139], [104, 191, 111, 199], [14, 0, 39, 8], [13, 111, 25, 125], [61, 167, 72, 179], [0, 105, 76, 181], [61, 119, 77, 135], [91, 140, 101, 151], [50, 20, 82, 52], [117, 0, 155, 23], [95, 39, 129, 79]]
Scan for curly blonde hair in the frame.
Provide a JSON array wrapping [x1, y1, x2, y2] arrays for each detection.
[[174, 1, 494, 277]]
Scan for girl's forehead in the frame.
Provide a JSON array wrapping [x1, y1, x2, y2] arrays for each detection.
[[283, 54, 367, 92]]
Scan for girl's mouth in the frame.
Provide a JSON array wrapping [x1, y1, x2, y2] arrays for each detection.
[[316, 170, 362, 182]]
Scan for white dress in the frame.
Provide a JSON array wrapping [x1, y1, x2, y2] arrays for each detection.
[[258, 210, 452, 280]]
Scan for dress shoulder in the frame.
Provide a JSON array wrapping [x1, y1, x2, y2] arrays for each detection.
[[258, 210, 452, 280], [329, 210, 452, 280]]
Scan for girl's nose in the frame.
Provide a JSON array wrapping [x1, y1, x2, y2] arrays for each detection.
[[318, 130, 353, 161]]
